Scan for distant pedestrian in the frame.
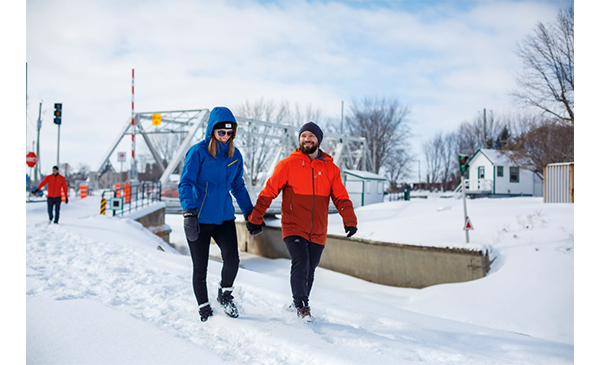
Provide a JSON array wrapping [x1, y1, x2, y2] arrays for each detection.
[[32, 165, 69, 224], [178, 106, 255, 322], [246, 121, 358, 321]]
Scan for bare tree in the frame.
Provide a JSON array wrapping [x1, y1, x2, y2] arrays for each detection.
[[234, 98, 289, 186], [345, 96, 411, 174], [512, 6, 574, 123], [504, 118, 573, 178], [383, 146, 412, 192], [422, 133, 444, 191], [422, 132, 459, 191]]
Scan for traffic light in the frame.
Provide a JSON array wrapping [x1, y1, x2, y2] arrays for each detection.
[[459, 154, 469, 175], [53, 103, 62, 125]]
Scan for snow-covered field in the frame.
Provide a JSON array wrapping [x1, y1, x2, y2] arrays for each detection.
[[21, 193, 574, 364]]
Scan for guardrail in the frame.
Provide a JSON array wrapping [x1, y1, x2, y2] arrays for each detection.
[[100, 181, 162, 216]]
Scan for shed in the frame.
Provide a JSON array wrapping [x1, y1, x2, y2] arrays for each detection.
[[463, 149, 542, 197], [343, 170, 386, 207], [543, 162, 574, 203]]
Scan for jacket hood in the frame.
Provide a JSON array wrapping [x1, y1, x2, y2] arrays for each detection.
[[205, 107, 237, 141]]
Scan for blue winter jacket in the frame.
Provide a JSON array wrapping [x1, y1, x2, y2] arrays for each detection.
[[178, 107, 253, 224]]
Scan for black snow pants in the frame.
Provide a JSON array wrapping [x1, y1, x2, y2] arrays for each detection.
[[47, 197, 62, 223], [284, 235, 325, 309], [187, 219, 240, 305]]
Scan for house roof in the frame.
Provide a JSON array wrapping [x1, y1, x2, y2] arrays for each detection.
[[474, 149, 513, 166], [344, 170, 386, 180]]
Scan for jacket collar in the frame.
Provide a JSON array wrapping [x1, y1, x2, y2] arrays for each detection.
[[291, 148, 331, 162]]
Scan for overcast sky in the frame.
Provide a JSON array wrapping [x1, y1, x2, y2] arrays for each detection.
[[24, 0, 574, 180]]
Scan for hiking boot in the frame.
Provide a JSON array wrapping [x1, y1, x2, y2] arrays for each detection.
[[198, 302, 213, 322], [297, 306, 314, 322], [217, 285, 239, 318]]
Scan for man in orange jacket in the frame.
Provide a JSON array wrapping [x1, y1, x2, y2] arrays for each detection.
[[33, 165, 69, 224], [247, 122, 358, 321]]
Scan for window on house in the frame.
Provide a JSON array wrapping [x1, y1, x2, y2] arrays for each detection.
[[497, 166, 504, 177], [365, 180, 371, 193], [510, 167, 519, 182], [377, 181, 383, 194], [478, 166, 485, 179]]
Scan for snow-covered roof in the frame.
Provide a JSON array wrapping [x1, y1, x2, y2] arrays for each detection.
[[344, 170, 386, 180], [475, 149, 513, 166]]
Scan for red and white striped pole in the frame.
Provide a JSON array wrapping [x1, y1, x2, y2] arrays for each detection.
[[131, 68, 135, 179]]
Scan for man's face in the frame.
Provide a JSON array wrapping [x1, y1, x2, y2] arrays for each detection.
[[299, 131, 319, 154], [52, 168, 59, 175]]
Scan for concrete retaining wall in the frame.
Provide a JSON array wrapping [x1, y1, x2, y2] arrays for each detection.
[[235, 221, 490, 289], [128, 205, 172, 243]]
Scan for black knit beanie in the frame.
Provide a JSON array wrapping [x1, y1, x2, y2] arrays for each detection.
[[298, 122, 323, 144]]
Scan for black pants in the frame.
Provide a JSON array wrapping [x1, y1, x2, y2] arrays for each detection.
[[284, 236, 325, 308], [47, 197, 62, 223], [187, 219, 240, 305]]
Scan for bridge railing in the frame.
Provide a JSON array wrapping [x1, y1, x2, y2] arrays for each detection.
[[101, 181, 162, 216]]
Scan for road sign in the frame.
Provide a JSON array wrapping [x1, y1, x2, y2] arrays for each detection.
[[110, 197, 123, 211], [117, 152, 126, 162], [26, 152, 37, 167], [464, 216, 474, 231], [152, 113, 162, 126]]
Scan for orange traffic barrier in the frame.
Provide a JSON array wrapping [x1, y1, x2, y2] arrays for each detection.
[[124, 183, 131, 204], [61, 189, 66, 203], [115, 183, 121, 198], [80, 184, 88, 199]]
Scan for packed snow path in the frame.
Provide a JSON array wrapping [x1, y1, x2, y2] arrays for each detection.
[[26, 197, 573, 364]]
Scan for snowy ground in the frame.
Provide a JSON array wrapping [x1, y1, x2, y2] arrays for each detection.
[[21, 193, 575, 364]]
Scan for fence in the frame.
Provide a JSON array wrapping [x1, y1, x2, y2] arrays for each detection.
[[101, 181, 162, 216], [544, 163, 574, 203]]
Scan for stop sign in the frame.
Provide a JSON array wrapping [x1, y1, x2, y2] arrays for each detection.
[[26, 152, 37, 168]]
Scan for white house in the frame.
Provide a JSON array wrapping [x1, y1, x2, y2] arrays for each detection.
[[343, 170, 386, 207], [463, 149, 542, 197]]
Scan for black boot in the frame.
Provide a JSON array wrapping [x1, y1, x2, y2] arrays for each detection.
[[217, 285, 239, 318], [198, 302, 213, 322], [296, 300, 314, 322]]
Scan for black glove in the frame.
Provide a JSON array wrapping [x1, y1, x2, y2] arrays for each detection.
[[31, 188, 39, 194], [345, 226, 357, 238], [246, 220, 265, 236], [243, 212, 250, 221], [183, 209, 200, 242], [65, 198, 69, 204]]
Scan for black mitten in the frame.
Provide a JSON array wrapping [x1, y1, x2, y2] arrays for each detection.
[[344, 226, 357, 238], [183, 209, 200, 241]]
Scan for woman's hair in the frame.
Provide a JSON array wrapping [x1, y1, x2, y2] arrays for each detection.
[[208, 125, 236, 158]]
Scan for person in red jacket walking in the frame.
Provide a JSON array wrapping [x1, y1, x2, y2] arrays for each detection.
[[33, 165, 69, 224], [246, 122, 358, 321]]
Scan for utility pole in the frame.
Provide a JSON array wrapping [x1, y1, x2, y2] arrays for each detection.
[[483, 108, 487, 148], [340, 101, 344, 134], [459, 154, 470, 243], [34, 102, 42, 184], [417, 160, 421, 190]]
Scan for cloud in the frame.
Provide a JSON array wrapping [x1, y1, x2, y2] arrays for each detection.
[[25, 0, 572, 176]]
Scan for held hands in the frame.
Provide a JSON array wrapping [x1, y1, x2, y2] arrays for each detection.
[[344, 226, 357, 238], [245, 211, 265, 236], [183, 209, 200, 242]]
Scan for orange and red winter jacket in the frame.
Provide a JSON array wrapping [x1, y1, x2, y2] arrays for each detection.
[[248, 149, 357, 245], [37, 173, 68, 198]]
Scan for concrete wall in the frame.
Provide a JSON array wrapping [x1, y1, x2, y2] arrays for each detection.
[[235, 221, 490, 289], [131, 206, 172, 243]]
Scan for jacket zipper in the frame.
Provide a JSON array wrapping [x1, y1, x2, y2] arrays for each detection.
[[198, 182, 208, 216], [308, 166, 315, 237]]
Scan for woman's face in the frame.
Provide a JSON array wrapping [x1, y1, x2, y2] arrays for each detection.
[[214, 128, 234, 143]]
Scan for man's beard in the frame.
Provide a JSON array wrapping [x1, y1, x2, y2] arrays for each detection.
[[300, 141, 318, 155]]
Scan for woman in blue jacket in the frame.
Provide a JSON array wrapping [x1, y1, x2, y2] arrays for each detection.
[[178, 106, 254, 322]]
